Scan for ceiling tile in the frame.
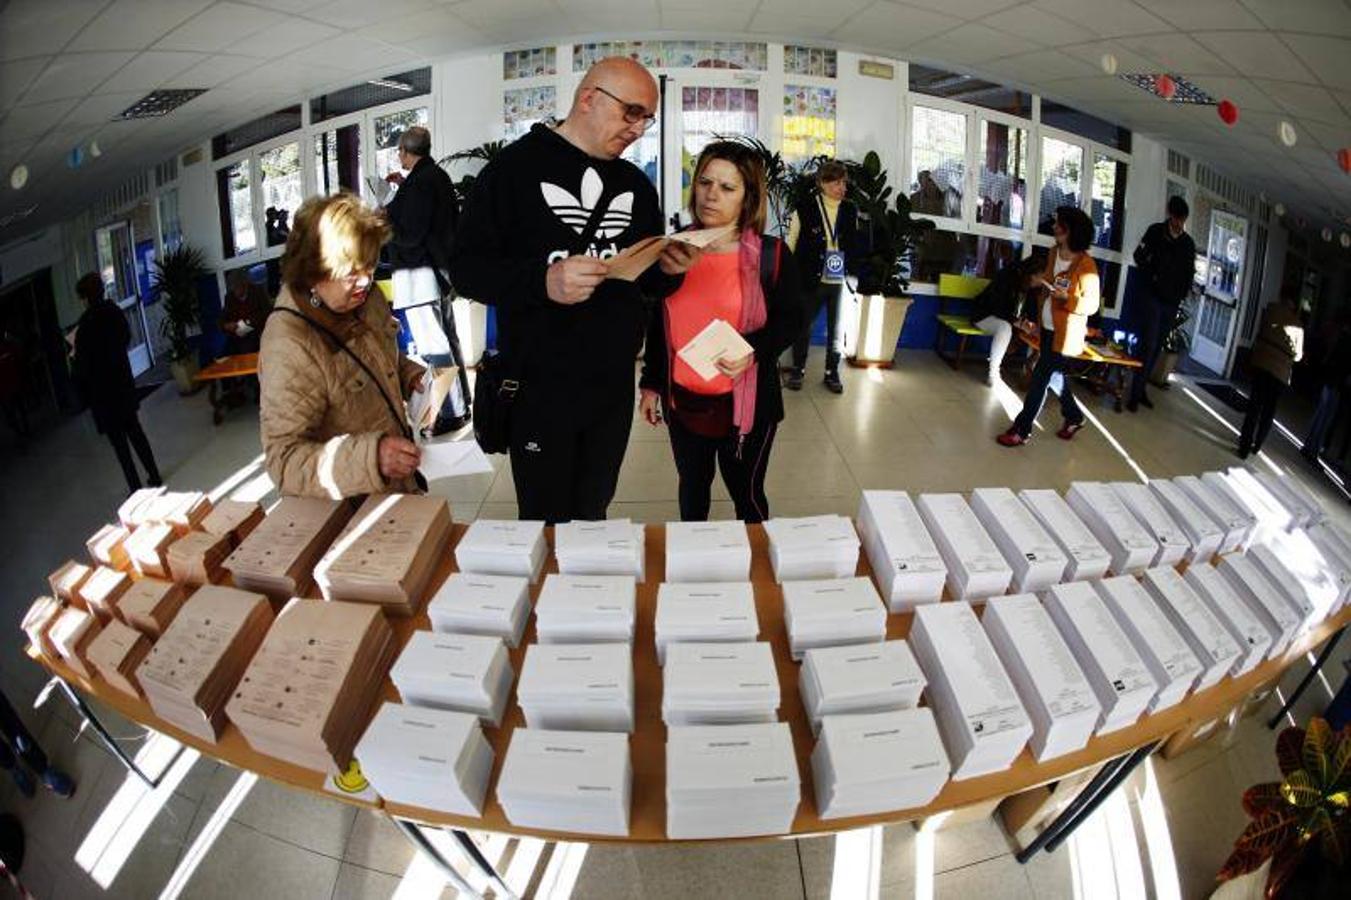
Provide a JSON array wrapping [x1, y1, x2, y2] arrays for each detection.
[[1280, 33, 1351, 92], [63, 90, 147, 125], [357, 7, 494, 46], [906, 23, 1042, 63], [659, 6, 757, 32], [227, 17, 341, 58], [155, 2, 291, 53], [306, 0, 443, 30], [1190, 75, 1281, 113], [1062, 41, 1159, 75], [66, 1, 215, 53], [980, 6, 1099, 45], [830, 4, 962, 51], [1030, 0, 1171, 38], [0, 0, 107, 61], [1238, 0, 1351, 37], [1191, 31, 1318, 85], [0, 58, 49, 110], [899, 0, 1030, 17], [557, 0, 660, 32], [1256, 80, 1348, 125], [161, 54, 259, 88], [97, 51, 207, 94], [750, 12, 869, 35], [21, 52, 137, 105], [0, 98, 81, 142], [1132, 0, 1266, 31], [233, 0, 330, 12], [1114, 32, 1237, 76]]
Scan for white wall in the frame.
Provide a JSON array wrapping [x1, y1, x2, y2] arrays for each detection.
[[177, 142, 224, 270], [435, 54, 502, 165], [836, 53, 904, 188], [0, 227, 63, 289]]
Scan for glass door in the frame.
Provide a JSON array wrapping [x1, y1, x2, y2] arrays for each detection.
[[94, 221, 152, 377], [1191, 208, 1248, 374]]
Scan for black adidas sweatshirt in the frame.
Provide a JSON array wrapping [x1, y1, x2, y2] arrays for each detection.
[[450, 124, 676, 389]]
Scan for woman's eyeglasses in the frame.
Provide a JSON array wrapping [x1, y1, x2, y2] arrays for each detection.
[[592, 86, 658, 131]]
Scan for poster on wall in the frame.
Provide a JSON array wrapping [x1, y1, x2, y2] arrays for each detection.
[[1205, 209, 1247, 305]]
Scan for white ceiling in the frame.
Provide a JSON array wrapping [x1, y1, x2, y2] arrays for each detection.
[[1, 0, 1349, 240]]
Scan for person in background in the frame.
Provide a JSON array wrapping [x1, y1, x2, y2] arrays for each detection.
[[969, 253, 1044, 386], [1238, 293, 1304, 460], [1128, 196, 1197, 412], [72, 273, 162, 493], [1302, 313, 1351, 465], [639, 141, 802, 522], [450, 57, 691, 524], [383, 125, 472, 436], [259, 193, 428, 498], [910, 170, 945, 217], [997, 207, 1100, 447], [0, 330, 30, 449], [785, 160, 858, 395], [1, 689, 75, 800], [220, 269, 270, 356]]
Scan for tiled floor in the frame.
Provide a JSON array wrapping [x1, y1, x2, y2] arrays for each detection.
[[1, 349, 1346, 900]]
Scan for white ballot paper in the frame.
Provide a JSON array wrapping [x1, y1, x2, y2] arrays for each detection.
[[1140, 566, 1242, 691], [454, 519, 548, 583], [1019, 489, 1111, 582], [1216, 554, 1301, 657], [517, 642, 634, 733], [234, 320, 254, 337], [1247, 543, 1319, 629], [1111, 482, 1190, 567], [856, 491, 947, 611], [654, 581, 758, 665], [665, 722, 799, 839], [1043, 581, 1157, 734], [969, 488, 1068, 593], [1066, 482, 1159, 574], [1093, 576, 1203, 713], [555, 520, 645, 580], [1222, 468, 1294, 536], [664, 520, 751, 583], [799, 640, 926, 734], [355, 702, 493, 816], [1174, 475, 1253, 554], [676, 319, 754, 383], [419, 439, 494, 480], [497, 728, 632, 836], [1200, 472, 1264, 544], [1184, 562, 1274, 674], [812, 708, 951, 819], [1254, 469, 1322, 528], [1306, 522, 1351, 613], [1150, 480, 1224, 564], [389, 630, 514, 727], [916, 493, 1014, 601], [427, 572, 532, 647], [781, 577, 887, 660], [534, 574, 636, 644], [982, 594, 1101, 762], [763, 515, 860, 582], [662, 641, 779, 727]]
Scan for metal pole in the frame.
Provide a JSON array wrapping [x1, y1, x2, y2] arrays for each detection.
[[47, 678, 158, 788], [1014, 751, 1132, 864], [1267, 626, 1345, 730], [1043, 741, 1159, 855], [447, 829, 518, 900], [390, 819, 483, 900]]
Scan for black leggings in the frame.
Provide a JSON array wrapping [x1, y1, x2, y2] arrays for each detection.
[[791, 282, 843, 374], [105, 413, 161, 492], [1239, 370, 1285, 455], [668, 416, 777, 523]]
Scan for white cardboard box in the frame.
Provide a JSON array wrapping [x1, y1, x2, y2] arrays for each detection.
[[1216, 554, 1301, 657]]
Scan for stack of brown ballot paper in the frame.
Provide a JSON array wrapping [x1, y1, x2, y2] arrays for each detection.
[[86, 620, 152, 698], [226, 598, 395, 772], [136, 585, 274, 743], [79, 566, 132, 623], [118, 487, 166, 527], [22, 596, 65, 658], [49, 607, 102, 679], [313, 494, 451, 616], [125, 523, 178, 578], [117, 579, 187, 638], [49, 560, 92, 605], [87, 523, 132, 570], [139, 490, 213, 533], [224, 497, 353, 599], [167, 531, 233, 586], [200, 499, 264, 547]]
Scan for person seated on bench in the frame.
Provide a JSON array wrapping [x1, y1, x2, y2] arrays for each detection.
[[969, 253, 1044, 386]]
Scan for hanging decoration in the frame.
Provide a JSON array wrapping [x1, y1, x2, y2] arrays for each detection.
[[1279, 121, 1297, 147], [1155, 74, 1177, 100], [1217, 100, 1238, 126], [9, 164, 28, 190], [1100, 53, 1118, 75], [1341, 233, 1351, 249], [1338, 147, 1351, 174], [66, 146, 84, 169], [1322, 226, 1333, 242], [88, 140, 102, 159], [1274, 202, 1286, 218]]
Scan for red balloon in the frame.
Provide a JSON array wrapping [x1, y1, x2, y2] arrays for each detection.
[[1218, 99, 1239, 126], [1339, 148, 1351, 174], [1156, 74, 1177, 100]]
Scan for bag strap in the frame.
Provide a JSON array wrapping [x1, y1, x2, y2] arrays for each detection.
[[759, 235, 783, 293], [270, 307, 412, 441]]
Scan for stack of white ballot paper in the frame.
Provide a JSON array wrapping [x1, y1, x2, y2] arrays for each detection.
[[781, 577, 887, 660], [534, 574, 636, 644], [812, 708, 950, 819], [908, 603, 1032, 779], [426, 572, 531, 647], [1184, 562, 1273, 674], [497, 729, 631, 836], [799, 641, 926, 734], [653, 582, 758, 665], [1254, 470, 1323, 528], [1140, 567, 1243, 691], [1174, 475, 1253, 553], [662, 642, 779, 726], [454, 519, 547, 583], [982, 595, 1100, 762], [1019, 489, 1111, 582], [1044, 581, 1157, 734], [1247, 544, 1318, 627], [517, 643, 634, 732], [355, 703, 493, 816], [1111, 482, 1190, 566], [856, 491, 947, 611], [664, 521, 751, 583], [389, 631, 514, 727], [764, 515, 860, 582], [1217, 554, 1301, 656], [916, 493, 1014, 600], [1093, 576, 1202, 712], [665, 722, 799, 839], [969, 488, 1068, 593], [554, 520, 645, 580], [1306, 522, 1351, 609], [1221, 468, 1293, 533], [1066, 482, 1159, 574], [1150, 480, 1224, 564], [1200, 472, 1262, 540]]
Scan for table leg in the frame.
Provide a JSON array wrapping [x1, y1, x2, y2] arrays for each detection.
[[208, 381, 223, 426], [390, 818, 484, 900], [446, 828, 518, 899], [41, 677, 164, 787], [1267, 626, 1346, 729]]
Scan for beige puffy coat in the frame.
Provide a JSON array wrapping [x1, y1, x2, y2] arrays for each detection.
[[258, 285, 424, 498]]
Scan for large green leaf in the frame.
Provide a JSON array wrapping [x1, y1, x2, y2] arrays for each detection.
[[1277, 727, 1307, 778], [1236, 810, 1298, 853], [1281, 771, 1321, 808], [1243, 783, 1287, 818], [1304, 718, 1332, 784]]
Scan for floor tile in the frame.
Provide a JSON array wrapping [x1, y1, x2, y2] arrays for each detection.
[[330, 861, 455, 900], [933, 853, 1034, 900], [344, 809, 415, 877], [630, 838, 805, 899], [173, 820, 341, 900], [933, 814, 1014, 874], [56, 791, 198, 900]]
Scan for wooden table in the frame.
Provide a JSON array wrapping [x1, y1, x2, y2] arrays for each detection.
[[194, 353, 259, 425], [1014, 324, 1142, 412]]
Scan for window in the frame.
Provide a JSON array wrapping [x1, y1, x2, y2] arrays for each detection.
[[1038, 136, 1082, 234], [782, 85, 836, 164], [1204, 210, 1247, 304], [1096, 259, 1122, 312], [310, 69, 431, 124], [217, 161, 255, 258], [623, 118, 661, 187], [910, 64, 1030, 118], [504, 87, 555, 140], [314, 123, 362, 196], [259, 142, 301, 247], [908, 106, 965, 219], [911, 231, 1024, 284], [373, 107, 428, 181], [977, 121, 1027, 229], [681, 87, 759, 204], [1091, 153, 1127, 251], [212, 106, 302, 160], [1040, 100, 1131, 153], [157, 188, 181, 253]]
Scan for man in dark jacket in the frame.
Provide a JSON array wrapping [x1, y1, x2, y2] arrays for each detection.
[[72, 273, 161, 492], [384, 125, 471, 435], [450, 57, 691, 524], [1128, 195, 1197, 411]]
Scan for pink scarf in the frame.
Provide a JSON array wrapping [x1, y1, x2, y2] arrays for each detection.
[[732, 228, 767, 445]]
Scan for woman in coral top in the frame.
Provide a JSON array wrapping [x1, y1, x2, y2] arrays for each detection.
[[639, 141, 802, 521], [997, 206, 1101, 447]]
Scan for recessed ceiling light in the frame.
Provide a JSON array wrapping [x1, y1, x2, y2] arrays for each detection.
[[9, 164, 28, 190], [114, 89, 208, 120]]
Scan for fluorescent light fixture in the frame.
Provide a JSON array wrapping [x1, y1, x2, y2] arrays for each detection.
[[115, 89, 208, 120], [368, 78, 413, 92]]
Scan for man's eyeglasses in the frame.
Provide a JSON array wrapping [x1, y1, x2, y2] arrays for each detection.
[[592, 86, 658, 131]]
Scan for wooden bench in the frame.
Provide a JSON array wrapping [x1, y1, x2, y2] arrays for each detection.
[[934, 273, 991, 370]]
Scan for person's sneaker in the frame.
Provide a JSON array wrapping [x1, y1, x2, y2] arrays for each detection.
[[41, 768, 75, 799], [785, 369, 804, 391], [1126, 399, 1139, 413], [431, 412, 471, 437], [823, 371, 844, 394], [996, 429, 1029, 447], [1139, 395, 1154, 410], [11, 767, 35, 799]]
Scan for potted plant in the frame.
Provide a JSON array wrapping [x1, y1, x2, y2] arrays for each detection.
[[843, 151, 935, 366], [149, 243, 208, 394], [439, 140, 507, 209], [436, 139, 508, 367], [1151, 300, 1194, 388], [1213, 716, 1348, 899]]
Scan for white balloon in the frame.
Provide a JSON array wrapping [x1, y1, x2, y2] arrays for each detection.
[[1100, 53, 1118, 76], [8, 164, 27, 190], [1322, 226, 1333, 242], [1274, 203, 1287, 218], [1341, 232, 1351, 249], [1279, 121, 1297, 147], [88, 140, 101, 158]]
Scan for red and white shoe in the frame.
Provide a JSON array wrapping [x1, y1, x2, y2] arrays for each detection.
[[996, 429, 1028, 447]]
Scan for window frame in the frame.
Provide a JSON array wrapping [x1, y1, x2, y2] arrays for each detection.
[[901, 94, 973, 235]]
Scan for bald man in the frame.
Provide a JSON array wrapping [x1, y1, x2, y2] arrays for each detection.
[[452, 57, 697, 524]]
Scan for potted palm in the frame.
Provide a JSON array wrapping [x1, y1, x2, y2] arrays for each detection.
[[1151, 301, 1193, 388], [436, 139, 508, 367], [150, 243, 208, 394]]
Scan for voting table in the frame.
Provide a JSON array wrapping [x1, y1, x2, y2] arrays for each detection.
[[194, 352, 259, 426], [24, 521, 1351, 899], [1014, 322, 1142, 413]]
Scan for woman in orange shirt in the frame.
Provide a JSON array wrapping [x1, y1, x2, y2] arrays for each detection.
[[639, 141, 802, 521], [997, 206, 1101, 447]]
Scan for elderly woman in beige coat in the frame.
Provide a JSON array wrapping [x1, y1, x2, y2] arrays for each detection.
[[259, 193, 426, 498]]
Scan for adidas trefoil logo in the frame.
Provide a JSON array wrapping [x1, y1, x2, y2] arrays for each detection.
[[541, 167, 634, 240]]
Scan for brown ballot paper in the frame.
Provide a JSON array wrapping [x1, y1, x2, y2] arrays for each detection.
[[138, 490, 213, 534], [224, 496, 354, 600], [167, 531, 233, 587], [79, 565, 133, 623], [136, 585, 274, 744], [602, 225, 736, 282], [199, 499, 265, 547], [226, 598, 396, 773], [49, 560, 92, 605], [125, 522, 178, 579], [86, 620, 153, 699], [118, 487, 167, 527], [49, 607, 102, 679], [87, 523, 132, 570], [117, 578, 187, 638], [313, 494, 452, 616], [22, 596, 65, 659]]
